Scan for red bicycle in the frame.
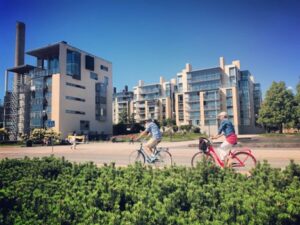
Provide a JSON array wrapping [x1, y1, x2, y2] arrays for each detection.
[[191, 137, 257, 173]]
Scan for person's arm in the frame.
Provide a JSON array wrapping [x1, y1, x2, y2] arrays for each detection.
[[212, 121, 225, 139], [135, 130, 148, 141], [211, 133, 223, 139]]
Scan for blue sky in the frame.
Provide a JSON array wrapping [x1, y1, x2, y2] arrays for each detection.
[[0, 0, 300, 102]]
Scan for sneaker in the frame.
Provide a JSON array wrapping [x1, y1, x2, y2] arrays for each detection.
[[147, 156, 156, 163]]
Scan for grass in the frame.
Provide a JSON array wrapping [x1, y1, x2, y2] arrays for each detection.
[[110, 132, 205, 143], [162, 132, 205, 142], [260, 133, 300, 137], [0, 142, 23, 147]]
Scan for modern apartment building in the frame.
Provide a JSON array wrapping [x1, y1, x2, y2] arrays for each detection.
[[175, 57, 262, 135], [4, 40, 112, 140], [133, 77, 176, 123], [112, 86, 134, 124]]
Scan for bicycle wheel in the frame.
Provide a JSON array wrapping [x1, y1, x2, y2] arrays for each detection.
[[191, 151, 215, 167], [231, 152, 256, 173], [129, 150, 145, 165], [154, 150, 173, 167]]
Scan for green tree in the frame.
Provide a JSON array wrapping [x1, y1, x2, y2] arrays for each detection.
[[128, 113, 135, 125], [29, 128, 60, 143], [119, 109, 129, 124], [295, 82, 300, 129], [258, 81, 295, 133]]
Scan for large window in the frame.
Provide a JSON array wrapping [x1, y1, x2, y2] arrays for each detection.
[[95, 82, 107, 121], [67, 49, 81, 80], [80, 120, 90, 131]]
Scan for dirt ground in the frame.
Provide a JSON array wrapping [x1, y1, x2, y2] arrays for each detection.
[[1, 140, 300, 168]]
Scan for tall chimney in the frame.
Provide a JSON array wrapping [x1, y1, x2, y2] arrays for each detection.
[[13, 21, 25, 92]]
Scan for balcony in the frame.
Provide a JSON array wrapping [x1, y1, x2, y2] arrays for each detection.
[[29, 68, 60, 79], [204, 106, 221, 111], [185, 97, 199, 103], [140, 88, 160, 94], [186, 107, 200, 112], [188, 76, 221, 84]]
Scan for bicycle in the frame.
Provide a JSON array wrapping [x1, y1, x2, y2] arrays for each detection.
[[129, 141, 173, 167], [191, 137, 256, 173]]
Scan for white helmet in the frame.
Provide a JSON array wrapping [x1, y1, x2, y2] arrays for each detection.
[[218, 111, 228, 117]]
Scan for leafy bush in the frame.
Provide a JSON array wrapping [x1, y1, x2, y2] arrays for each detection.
[[0, 157, 300, 224], [192, 127, 201, 133], [180, 125, 192, 132], [29, 128, 61, 144]]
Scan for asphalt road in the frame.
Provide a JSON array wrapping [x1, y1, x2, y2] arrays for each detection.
[[1, 141, 300, 168]]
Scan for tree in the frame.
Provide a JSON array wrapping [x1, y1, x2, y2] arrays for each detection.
[[257, 81, 295, 133], [294, 82, 300, 129], [128, 113, 135, 125], [119, 109, 129, 124], [29, 128, 61, 144]]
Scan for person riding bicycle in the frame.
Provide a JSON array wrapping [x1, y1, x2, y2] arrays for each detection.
[[211, 111, 237, 166], [135, 118, 162, 159]]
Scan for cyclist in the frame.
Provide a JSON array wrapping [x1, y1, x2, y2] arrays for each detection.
[[135, 118, 162, 159], [211, 111, 237, 166]]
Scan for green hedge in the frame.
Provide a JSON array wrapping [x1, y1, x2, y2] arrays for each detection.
[[0, 157, 300, 224]]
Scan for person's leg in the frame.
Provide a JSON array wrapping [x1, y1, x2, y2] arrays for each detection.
[[217, 140, 232, 165], [145, 138, 156, 156]]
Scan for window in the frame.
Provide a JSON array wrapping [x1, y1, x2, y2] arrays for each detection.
[[66, 110, 85, 115], [100, 65, 109, 72], [67, 49, 81, 80], [66, 96, 85, 102], [90, 72, 98, 80], [85, 55, 94, 71], [104, 76, 109, 85], [95, 82, 107, 121], [229, 67, 236, 76], [80, 120, 90, 131], [66, 82, 86, 89]]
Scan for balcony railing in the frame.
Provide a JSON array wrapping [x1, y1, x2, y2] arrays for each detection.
[[30, 68, 60, 78], [139, 88, 160, 94], [185, 97, 199, 103]]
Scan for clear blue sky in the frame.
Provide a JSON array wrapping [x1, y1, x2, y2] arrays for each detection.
[[1, 0, 300, 102]]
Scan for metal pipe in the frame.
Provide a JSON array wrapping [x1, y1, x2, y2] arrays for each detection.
[[14, 21, 25, 92], [4, 70, 8, 93]]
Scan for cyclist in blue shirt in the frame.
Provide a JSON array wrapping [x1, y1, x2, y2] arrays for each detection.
[[135, 118, 162, 156], [212, 111, 237, 166]]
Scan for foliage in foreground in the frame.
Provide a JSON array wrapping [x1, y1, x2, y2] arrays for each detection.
[[0, 157, 300, 225]]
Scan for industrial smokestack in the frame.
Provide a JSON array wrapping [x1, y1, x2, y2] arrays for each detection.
[[13, 21, 25, 92]]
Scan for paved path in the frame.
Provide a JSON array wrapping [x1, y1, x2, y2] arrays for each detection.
[[1, 141, 300, 168]]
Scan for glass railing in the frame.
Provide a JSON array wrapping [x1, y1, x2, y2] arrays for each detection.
[[30, 68, 60, 78], [140, 88, 160, 94]]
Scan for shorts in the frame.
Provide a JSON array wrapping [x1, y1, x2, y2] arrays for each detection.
[[145, 138, 161, 149]]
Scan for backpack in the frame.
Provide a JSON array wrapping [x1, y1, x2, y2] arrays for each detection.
[[199, 138, 209, 153]]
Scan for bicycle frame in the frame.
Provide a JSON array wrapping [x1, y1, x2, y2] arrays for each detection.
[[204, 140, 254, 168], [137, 142, 158, 161], [206, 145, 225, 167]]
